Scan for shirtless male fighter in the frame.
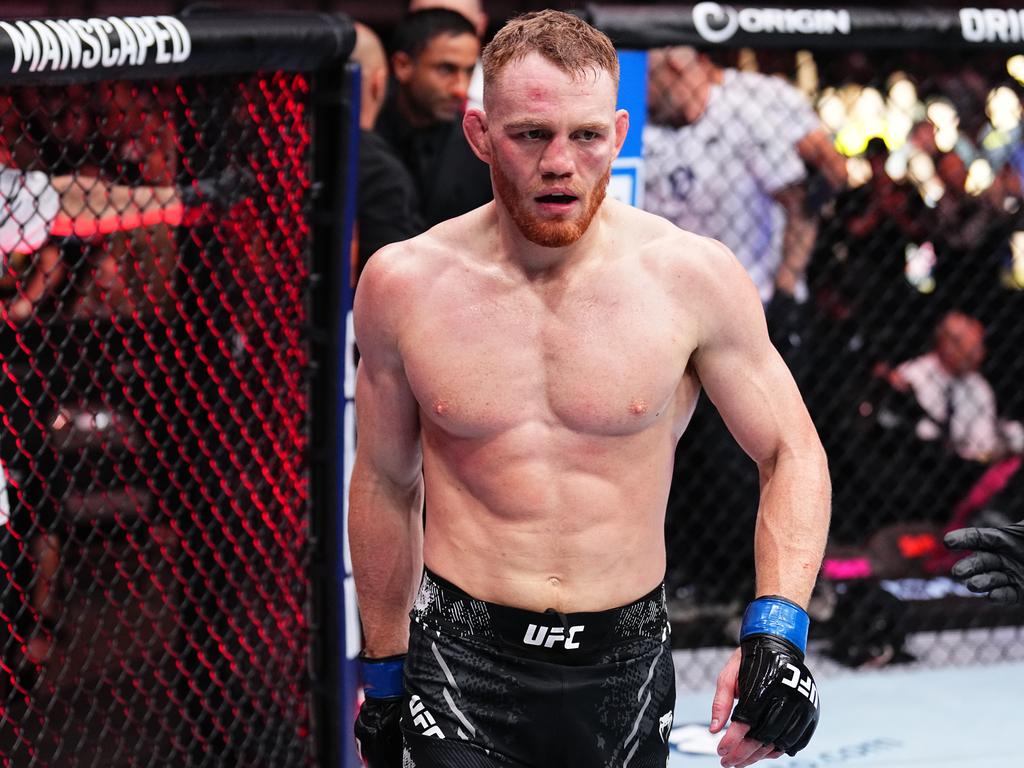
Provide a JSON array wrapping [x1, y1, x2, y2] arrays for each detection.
[[350, 10, 831, 768]]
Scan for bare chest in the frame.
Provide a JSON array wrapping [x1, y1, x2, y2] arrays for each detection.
[[402, 283, 693, 437]]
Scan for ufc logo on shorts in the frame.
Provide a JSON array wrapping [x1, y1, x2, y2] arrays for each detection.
[[781, 663, 819, 708], [408, 694, 445, 738], [522, 624, 584, 649]]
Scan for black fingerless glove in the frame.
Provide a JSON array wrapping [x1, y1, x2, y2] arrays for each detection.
[[946, 520, 1024, 604], [354, 654, 405, 768], [731, 596, 820, 756]]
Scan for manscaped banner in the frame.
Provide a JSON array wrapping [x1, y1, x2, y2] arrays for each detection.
[[0, 9, 352, 83], [0, 17, 191, 74]]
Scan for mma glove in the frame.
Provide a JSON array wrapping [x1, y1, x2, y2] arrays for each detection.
[[354, 653, 405, 768], [731, 596, 820, 756], [945, 519, 1024, 604]]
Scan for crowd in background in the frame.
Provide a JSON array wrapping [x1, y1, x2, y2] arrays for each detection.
[[3, 2, 1024, 682], [651, 44, 1024, 618]]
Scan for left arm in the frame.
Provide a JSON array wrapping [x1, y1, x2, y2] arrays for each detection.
[[689, 237, 830, 766], [692, 239, 830, 603]]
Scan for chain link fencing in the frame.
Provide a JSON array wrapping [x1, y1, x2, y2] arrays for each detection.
[[585, 4, 1024, 688], [0, 12, 356, 767]]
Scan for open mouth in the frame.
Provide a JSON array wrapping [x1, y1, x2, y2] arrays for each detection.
[[535, 193, 578, 205]]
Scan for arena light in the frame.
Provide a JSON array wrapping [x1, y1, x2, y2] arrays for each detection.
[[835, 85, 886, 156], [1007, 54, 1024, 85]]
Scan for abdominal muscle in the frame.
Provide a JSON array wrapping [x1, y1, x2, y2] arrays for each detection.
[[420, 421, 676, 613]]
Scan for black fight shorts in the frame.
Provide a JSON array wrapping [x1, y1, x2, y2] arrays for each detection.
[[401, 569, 676, 768]]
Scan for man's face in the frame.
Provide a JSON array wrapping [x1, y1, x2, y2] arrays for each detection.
[[937, 315, 986, 376], [395, 32, 479, 125], [646, 47, 706, 128], [481, 52, 627, 247]]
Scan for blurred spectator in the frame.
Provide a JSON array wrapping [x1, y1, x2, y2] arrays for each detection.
[[644, 46, 845, 367], [838, 312, 1024, 542], [407, 0, 488, 111], [1, 91, 241, 292], [978, 85, 1023, 174], [884, 311, 1023, 464], [930, 147, 1023, 318], [645, 66, 843, 392], [2, 83, 219, 692], [818, 137, 933, 362], [376, 8, 492, 226], [351, 22, 425, 278]]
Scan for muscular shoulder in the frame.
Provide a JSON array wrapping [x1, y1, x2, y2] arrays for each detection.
[[621, 205, 762, 343], [624, 204, 753, 300], [355, 208, 492, 333]]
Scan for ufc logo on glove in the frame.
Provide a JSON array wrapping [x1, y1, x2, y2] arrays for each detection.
[[781, 663, 819, 708]]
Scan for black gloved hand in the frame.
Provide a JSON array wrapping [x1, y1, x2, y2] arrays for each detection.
[[353, 653, 405, 768], [179, 166, 259, 211], [354, 696, 403, 767], [731, 596, 820, 757], [945, 520, 1024, 604], [732, 634, 820, 755]]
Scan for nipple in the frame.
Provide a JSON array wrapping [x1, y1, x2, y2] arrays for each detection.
[[629, 398, 649, 416], [433, 398, 450, 416]]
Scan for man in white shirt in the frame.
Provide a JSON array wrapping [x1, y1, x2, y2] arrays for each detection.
[[858, 312, 1024, 539], [644, 47, 845, 310], [888, 312, 1023, 462]]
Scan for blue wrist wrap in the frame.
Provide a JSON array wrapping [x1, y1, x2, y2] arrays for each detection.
[[361, 656, 405, 699], [740, 596, 809, 654]]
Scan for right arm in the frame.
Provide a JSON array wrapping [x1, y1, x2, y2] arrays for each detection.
[[349, 246, 425, 657]]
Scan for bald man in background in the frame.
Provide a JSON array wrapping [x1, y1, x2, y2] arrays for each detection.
[[352, 22, 425, 277]]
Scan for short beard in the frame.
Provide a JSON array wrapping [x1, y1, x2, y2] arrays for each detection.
[[492, 163, 610, 248]]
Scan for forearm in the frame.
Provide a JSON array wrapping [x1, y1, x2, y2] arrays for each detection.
[[754, 442, 831, 606], [776, 208, 817, 297], [349, 464, 424, 657]]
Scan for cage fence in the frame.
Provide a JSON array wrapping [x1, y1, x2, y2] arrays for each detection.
[[0, 11, 356, 768], [583, 3, 1024, 689]]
